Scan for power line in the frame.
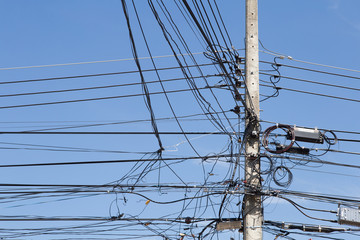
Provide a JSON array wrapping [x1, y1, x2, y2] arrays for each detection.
[[260, 83, 360, 103], [0, 131, 237, 135], [0, 111, 234, 124], [0, 86, 236, 109], [260, 72, 360, 92], [0, 110, 239, 132], [0, 183, 217, 188], [0, 153, 236, 168], [0, 53, 206, 71], [259, 48, 360, 74], [272, 155, 360, 170], [0, 74, 221, 98], [276, 189, 360, 205], [0, 49, 243, 71], [0, 63, 215, 85], [315, 148, 360, 156], [294, 167, 360, 179], [260, 60, 360, 80], [0, 216, 227, 222]]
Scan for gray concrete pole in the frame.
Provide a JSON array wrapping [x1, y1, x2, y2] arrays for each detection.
[[243, 0, 263, 239]]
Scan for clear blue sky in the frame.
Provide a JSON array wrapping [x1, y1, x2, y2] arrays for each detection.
[[0, 0, 359, 239]]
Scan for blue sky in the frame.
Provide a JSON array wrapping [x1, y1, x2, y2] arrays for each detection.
[[0, 0, 359, 239]]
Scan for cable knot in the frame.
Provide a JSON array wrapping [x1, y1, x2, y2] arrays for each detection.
[[157, 147, 165, 154]]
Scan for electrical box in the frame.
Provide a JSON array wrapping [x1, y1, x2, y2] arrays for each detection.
[[276, 145, 310, 155], [287, 127, 323, 144], [216, 221, 242, 231], [338, 207, 360, 227]]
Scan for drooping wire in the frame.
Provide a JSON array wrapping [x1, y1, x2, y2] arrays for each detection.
[[121, 0, 164, 154]]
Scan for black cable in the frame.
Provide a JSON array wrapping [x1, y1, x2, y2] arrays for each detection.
[[0, 183, 225, 189], [260, 57, 282, 102], [0, 216, 218, 222], [122, 0, 164, 153], [147, 0, 242, 180], [153, 0, 237, 136], [177, 0, 257, 220], [198, 0, 232, 56], [279, 198, 335, 222], [0, 74, 221, 98], [277, 196, 336, 213], [317, 148, 360, 156], [335, 138, 360, 143], [262, 124, 295, 154], [0, 86, 231, 109], [0, 131, 237, 135], [322, 130, 338, 145], [277, 189, 360, 205], [272, 166, 293, 188], [272, 155, 360, 170], [180, 0, 250, 115], [135, 0, 214, 162], [174, 0, 207, 49], [211, 0, 234, 47], [0, 141, 149, 154], [0, 153, 237, 168], [259, 154, 274, 175], [260, 72, 360, 92], [0, 63, 216, 85], [260, 60, 360, 81], [260, 83, 360, 103], [294, 166, 360, 178], [5, 110, 236, 132]]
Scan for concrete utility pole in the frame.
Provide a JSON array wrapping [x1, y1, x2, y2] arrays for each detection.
[[243, 0, 263, 239]]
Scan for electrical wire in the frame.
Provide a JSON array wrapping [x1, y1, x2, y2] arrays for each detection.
[[260, 83, 360, 103], [259, 45, 360, 74], [0, 63, 215, 85], [0, 86, 233, 109], [0, 74, 221, 98], [260, 72, 360, 92], [260, 60, 360, 81], [0, 153, 237, 168]]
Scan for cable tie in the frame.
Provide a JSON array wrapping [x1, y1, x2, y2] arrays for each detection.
[[157, 147, 164, 154]]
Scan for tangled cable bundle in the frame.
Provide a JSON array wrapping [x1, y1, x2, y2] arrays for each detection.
[[262, 124, 295, 154], [272, 166, 293, 188]]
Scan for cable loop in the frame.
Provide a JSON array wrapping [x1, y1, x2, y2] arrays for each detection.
[[262, 124, 295, 154], [273, 166, 293, 187], [323, 130, 338, 145]]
